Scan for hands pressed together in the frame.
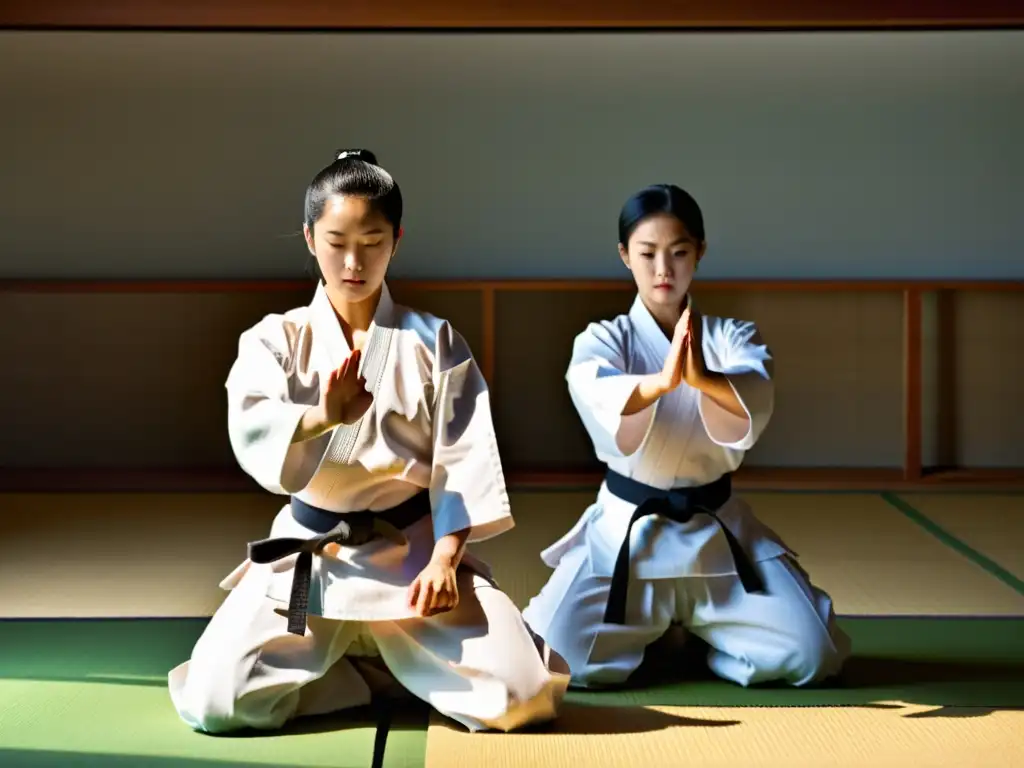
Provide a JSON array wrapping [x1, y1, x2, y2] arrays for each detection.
[[657, 297, 707, 395]]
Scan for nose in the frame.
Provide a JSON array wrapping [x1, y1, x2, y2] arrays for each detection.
[[343, 250, 362, 272], [655, 251, 674, 278]]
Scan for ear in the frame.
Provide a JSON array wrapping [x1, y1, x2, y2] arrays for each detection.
[[303, 223, 315, 255], [617, 242, 630, 270], [695, 241, 707, 267], [391, 227, 404, 258]]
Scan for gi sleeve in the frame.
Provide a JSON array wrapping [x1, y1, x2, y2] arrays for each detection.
[[428, 322, 514, 544], [697, 318, 775, 451], [225, 315, 330, 495], [565, 320, 657, 459]]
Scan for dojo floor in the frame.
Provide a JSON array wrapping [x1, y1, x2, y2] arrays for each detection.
[[2, 491, 1023, 767]]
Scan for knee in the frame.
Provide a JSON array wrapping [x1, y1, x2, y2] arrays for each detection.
[[169, 662, 231, 734], [713, 623, 849, 688], [169, 658, 294, 734], [782, 624, 850, 687]]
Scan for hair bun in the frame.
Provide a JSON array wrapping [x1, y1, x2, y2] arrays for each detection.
[[335, 148, 378, 165]]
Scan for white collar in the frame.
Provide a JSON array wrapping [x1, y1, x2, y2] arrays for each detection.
[[309, 280, 395, 371], [628, 292, 682, 359]]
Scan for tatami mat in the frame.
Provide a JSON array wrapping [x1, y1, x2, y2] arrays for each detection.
[[473, 491, 1024, 617], [2, 491, 1023, 618], [0, 678, 421, 768], [425, 701, 1024, 768], [0, 493, 280, 617], [0, 618, 427, 767], [750, 492, 1024, 616], [894, 493, 1024, 582]]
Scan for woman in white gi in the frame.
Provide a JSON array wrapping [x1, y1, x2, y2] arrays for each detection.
[[169, 149, 568, 734], [522, 184, 850, 690]]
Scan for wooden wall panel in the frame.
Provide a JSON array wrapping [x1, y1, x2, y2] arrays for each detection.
[[952, 291, 1024, 468], [493, 289, 633, 471], [698, 291, 905, 468], [3, 1, 1022, 30], [0, 290, 305, 467], [0, 279, 1021, 489]]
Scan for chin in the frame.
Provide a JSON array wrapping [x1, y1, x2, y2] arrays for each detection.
[[647, 289, 685, 307], [332, 280, 379, 302]]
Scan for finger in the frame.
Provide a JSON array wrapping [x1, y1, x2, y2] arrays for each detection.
[[417, 582, 434, 616], [433, 586, 450, 610], [432, 580, 449, 610], [407, 579, 420, 608], [348, 351, 363, 380]]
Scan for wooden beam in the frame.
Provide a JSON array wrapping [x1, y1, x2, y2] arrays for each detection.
[[934, 289, 958, 468], [2, 0, 1022, 30], [903, 288, 923, 481], [480, 284, 496, 386]]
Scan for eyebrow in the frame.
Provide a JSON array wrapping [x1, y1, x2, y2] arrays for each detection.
[[325, 228, 384, 237], [637, 237, 694, 248]]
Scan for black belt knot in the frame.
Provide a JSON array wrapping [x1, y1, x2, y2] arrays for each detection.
[[246, 491, 431, 635], [602, 470, 765, 625]]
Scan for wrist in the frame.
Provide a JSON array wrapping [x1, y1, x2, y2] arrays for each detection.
[[648, 373, 673, 397], [312, 402, 340, 431], [430, 530, 468, 569], [430, 551, 458, 569], [689, 369, 721, 391]]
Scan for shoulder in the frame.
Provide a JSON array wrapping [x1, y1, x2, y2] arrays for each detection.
[[571, 312, 632, 361], [701, 314, 764, 349], [392, 303, 474, 371], [237, 305, 312, 362]]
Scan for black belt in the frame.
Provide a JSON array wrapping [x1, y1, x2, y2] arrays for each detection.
[[247, 491, 432, 636], [602, 469, 765, 625]]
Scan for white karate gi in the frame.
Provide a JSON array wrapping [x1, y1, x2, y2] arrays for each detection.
[[522, 294, 850, 689], [168, 282, 568, 734]]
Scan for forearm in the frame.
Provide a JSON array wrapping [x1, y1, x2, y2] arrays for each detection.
[[693, 371, 748, 419], [622, 374, 670, 415], [291, 404, 338, 443], [431, 527, 470, 569]]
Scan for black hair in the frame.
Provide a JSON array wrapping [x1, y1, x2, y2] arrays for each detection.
[[618, 184, 705, 247], [304, 149, 403, 283]]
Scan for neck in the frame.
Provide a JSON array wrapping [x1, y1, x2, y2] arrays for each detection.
[[642, 293, 687, 338], [326, 284, 381, 347]]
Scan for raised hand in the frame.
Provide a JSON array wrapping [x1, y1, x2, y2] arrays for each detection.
[[679, 297, 707, 386], [657, 296, 695, 393], [321, 348, 374, 426]]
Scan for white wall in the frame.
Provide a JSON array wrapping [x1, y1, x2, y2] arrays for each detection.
[[1, 30, 1021, 279]]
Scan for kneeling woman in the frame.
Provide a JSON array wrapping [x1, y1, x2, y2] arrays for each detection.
[[523, 184, 850, 690], [169, 149, 568, 734]]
